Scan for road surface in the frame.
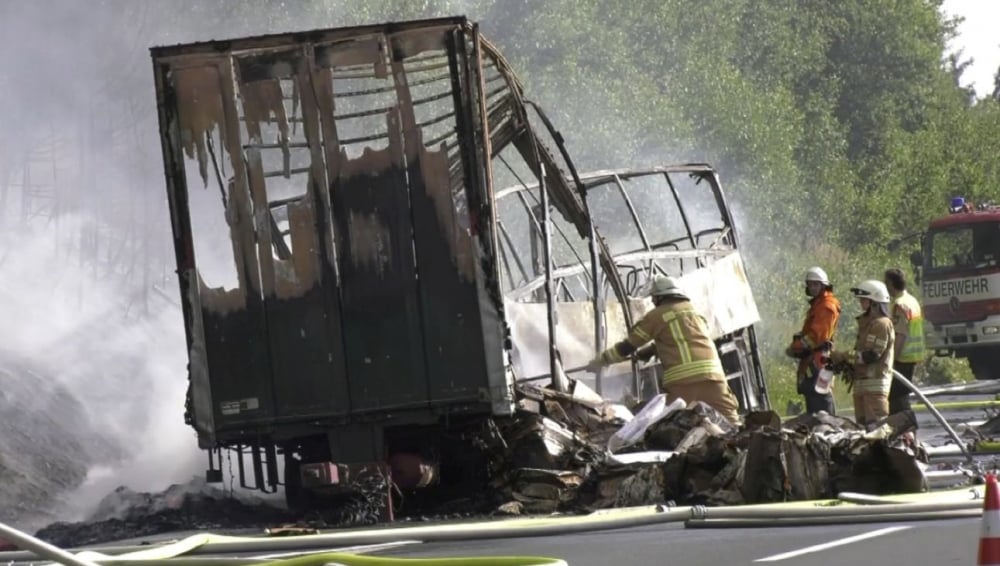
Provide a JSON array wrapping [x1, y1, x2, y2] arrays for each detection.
[[369, 517, 980, 565]]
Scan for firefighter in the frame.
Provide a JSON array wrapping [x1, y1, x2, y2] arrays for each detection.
[[584, 275, 741, 425], [884, 268, 926, 417], [829, 280, 895, 428], [785, 266, 841, 415]]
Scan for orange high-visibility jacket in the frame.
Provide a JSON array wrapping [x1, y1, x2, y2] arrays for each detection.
[[790, 290, 842, 377]]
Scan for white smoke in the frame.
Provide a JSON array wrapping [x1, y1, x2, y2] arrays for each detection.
[[0, 214, 202, 523]]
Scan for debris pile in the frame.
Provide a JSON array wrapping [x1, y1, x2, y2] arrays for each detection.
[[485, 379, 929, 513], [966, 410, 1000, 442], [485, 381, 627, 513]]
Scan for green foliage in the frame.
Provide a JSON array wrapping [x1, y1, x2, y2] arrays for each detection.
[[921, 356, 975, 386]]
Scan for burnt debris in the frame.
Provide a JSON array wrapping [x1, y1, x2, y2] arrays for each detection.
[[485, 379, 928, 512], [34, 475, 393, 548], [32, 378, 929, 548]]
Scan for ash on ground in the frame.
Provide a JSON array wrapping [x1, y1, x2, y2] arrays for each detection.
[[34, 473, 400, 548], [0, 363, 122, 533]]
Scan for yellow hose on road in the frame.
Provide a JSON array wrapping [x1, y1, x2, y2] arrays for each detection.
[[837, 485, 984, 505], [0, 522, 101, 566], [75, 535, 214, 561], [913, 400, 1000, 411], [976, 440, 1000, 451], [2, 522, 567, 566]]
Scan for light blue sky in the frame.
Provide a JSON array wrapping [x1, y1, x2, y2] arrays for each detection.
[[942, 0, 1000, 97]]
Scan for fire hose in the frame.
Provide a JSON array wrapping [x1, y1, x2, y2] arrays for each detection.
[[0, 518, 571, 566], [0, 521, 100, 566], [3, 494, 985, 563], [684, 498, 984, 528], [0, 508, 693, 565], [889, 368, 973, 465], [684, 509, 980, 528]]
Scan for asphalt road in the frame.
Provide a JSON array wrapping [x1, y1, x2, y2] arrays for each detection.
[[370, 517, 981, 565]]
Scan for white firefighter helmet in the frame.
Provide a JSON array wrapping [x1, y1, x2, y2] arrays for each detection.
[[851, 279, 890, 303], [647, 275, 688, 299], [805, 266, 830, 285]]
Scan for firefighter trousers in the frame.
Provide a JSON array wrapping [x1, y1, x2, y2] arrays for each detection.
[[797, 365, 836, 416], [889, 362, 916, 415], [664, 377, 741, 425], [852, 391, 889, 427]]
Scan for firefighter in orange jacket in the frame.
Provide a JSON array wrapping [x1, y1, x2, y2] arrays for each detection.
[[585, 275, 741, 425], [786, 267, 841, 415]]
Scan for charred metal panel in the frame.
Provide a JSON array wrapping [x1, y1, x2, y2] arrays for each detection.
[[157, 59, 276, 433], [390, 30, 493, 403], [310, 24, 511, 411], [462, 30, 515, 411], [233, 49, 350, 418], [315, 34, 430, 411], [331, 114, 430, 411], [152, 18, 516, 444]]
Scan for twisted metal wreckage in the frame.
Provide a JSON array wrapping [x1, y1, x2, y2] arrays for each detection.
[[150, 16, 927, 520]]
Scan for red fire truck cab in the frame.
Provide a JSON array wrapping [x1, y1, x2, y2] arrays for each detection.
[[914, 198, 1000, 379]]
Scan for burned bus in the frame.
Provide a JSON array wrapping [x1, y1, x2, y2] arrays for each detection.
[[497, 166, 769, 412], [150, 16, 768, 513]]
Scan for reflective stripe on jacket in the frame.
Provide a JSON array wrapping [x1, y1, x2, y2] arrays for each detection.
[[892, 290, 926, 363], [852, 311, 895, 394]]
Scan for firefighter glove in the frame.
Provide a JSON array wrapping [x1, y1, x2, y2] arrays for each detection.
[[585, 356, 605, 374], [842, 372, 855, 393], [635, 345, 656, 363], [828, 350, 850, 365], [828, 350, 856, 373]]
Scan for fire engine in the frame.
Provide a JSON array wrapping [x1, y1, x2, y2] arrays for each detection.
[[908, 197, 1000, 380]]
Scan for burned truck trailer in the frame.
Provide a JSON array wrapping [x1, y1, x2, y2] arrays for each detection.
[[151, 17, 768, 511]]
